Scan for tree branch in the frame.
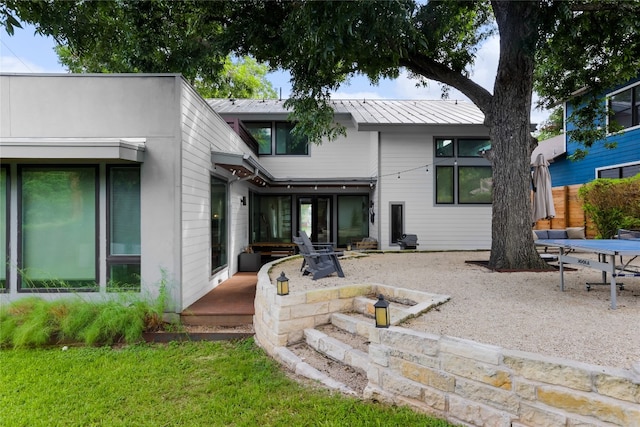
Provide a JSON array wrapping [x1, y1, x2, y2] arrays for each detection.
[[400, 55, 493, 115]]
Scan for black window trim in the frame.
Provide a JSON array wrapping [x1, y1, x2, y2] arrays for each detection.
[[607, 80, 640, 133], [106, 164, 141, 292], [17, 164, 100, 293], [1, 165, 9, 292]]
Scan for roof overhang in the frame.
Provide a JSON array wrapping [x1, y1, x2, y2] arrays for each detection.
[[0, 137, 146, 162], [211, 151, 376, 189], [211, 151, 273, 187]]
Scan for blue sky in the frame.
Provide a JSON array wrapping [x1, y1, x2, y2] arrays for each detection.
[[0, 22, 549, 125]]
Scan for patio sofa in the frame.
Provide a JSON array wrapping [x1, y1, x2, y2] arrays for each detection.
[[533, 227, 585, 254], [533, 227, 586, 241]]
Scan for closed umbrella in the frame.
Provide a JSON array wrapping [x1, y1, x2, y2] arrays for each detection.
[[531, 153, 556, 224]]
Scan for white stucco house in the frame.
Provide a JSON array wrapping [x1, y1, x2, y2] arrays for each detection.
[[0, 73, 491, 313]]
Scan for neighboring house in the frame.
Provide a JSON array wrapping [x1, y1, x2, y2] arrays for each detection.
[[1, 73, 492, 313], [548, 76, 640, 186]]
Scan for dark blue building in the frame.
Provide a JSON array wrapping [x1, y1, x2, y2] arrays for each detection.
[[549, 76, 640, 186]]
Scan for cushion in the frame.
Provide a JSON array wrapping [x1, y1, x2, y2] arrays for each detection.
[[534, 230, 549, 239], [532, 230, 539, 241], [566, 227, 586, 239], [548, 229, 569, 239]]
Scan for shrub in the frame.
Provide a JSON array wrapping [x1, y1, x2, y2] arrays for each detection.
[[0, 275, 171, 348], [578, 174, 640, 238]]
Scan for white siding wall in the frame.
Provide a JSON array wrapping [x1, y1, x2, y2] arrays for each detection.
[[179, 81, 250, 310], [257, 121, 375, 179], [378, 130, 491, 251], [0, 75, 183, 308]]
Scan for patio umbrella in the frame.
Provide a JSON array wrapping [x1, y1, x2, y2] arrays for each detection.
[[531, 153, 556, 224]]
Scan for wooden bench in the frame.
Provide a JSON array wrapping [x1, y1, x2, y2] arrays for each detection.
[[353, 238, 378, 250], [249, 242, 297, 258]]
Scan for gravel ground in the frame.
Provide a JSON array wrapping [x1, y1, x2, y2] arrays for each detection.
[[272, 251, 640, 371]]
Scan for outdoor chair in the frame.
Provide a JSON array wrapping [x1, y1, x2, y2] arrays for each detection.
[[397, 234, 419, 250], [293, 231, 345, 280]]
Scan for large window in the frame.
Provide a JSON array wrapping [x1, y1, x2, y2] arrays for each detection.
[[435, 138, 492, 205], [337, 195, 369, 246], [107, 166, 141, 292], [1, 166, 8, 291], [211, 176, 228, 273], [19, 166, 98, 291], [245, 121, 309, 156], [244, 122, 272, 155], [250, 195, 292, 243], [608, 83, 640, 131]]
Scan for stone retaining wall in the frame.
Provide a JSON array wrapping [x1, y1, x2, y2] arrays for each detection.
[[254, 264, 640, 427]]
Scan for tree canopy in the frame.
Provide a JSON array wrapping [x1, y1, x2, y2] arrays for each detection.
[[3, 0, 276, 99], [2, 0, 639, 269]]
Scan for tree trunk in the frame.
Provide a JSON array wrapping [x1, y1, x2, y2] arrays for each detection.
[[487, 1, 551, 270]]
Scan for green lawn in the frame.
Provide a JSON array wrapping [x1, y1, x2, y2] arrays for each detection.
[[0, 339, 453, 426]]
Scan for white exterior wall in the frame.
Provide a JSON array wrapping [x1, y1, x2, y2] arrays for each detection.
[[179, 82, 251, 310], [377, 128, 492, 250], [257, 120, 375, 179], [0, 75, 181, 311]]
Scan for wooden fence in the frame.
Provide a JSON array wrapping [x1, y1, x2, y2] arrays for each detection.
[[533, 184, 597, 238]]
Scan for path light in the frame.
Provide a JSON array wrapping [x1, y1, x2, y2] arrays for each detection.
[[374, 294, 390, 328], [276, 272, 289, 296]]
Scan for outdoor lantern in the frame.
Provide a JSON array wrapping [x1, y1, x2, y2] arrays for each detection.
[[374, 294, 390, 328], [276, 272, 289, 296]]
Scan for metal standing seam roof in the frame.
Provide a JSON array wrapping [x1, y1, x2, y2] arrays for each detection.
[[207, 98, 485, 125]]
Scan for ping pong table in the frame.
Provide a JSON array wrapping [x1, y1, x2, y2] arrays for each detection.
[[534, 238, 640, 309]]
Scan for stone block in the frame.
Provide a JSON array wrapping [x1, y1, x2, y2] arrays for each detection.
[[421, 386, 448, 411], [345, 348, 369, 372], [328, 297, 354, 313], [537, 385, 640, 426], [378, 327, 440, 357], [398, 359, 455, 392], [389, 349, 439, 370], [367, 364, 381, 385], [276, 292, 308, 307], [518, 402, 567, 427], [338, 284, 371, 299], [442, 353, 512, 390], [276, 316, 315, 335], [504, 350, 593, 392], [513, 378, 537, 401], [275, 346, 303, 371], [318, 335, 351, 362], [440, 335, 502, 365], [313, 313, 332, 326], [448, 394, 514, 427], [356, 320, 374, 339], [290, 301, 330, 319], [305, 288, 340, 303], [295, 362, 327, 382], [455, 377, 520, 413], [304, 328, 325, 349], [381, 370, 423, 399], [331, 313, 358, 334], [369, 343, 389, 367], [594, 370, 640, 403]]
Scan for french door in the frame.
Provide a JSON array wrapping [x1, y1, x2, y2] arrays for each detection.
[[298, 196, 331, 243]]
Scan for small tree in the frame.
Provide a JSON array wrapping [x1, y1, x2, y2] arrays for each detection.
[[578, 174, 640, 239]]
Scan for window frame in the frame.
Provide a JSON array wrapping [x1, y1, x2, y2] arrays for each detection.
[[434, 137, 492, 206], [0, 165, 9, 292], [106, 165, 141, 292], [607, 81, 640, 133], [211, 174, 229, 274], [243, 121, 310, 156], [390, 203, 404, 245], [17, 164, 99, 292]]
